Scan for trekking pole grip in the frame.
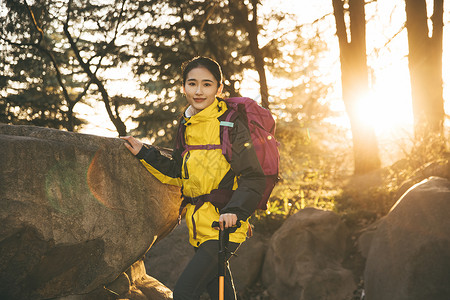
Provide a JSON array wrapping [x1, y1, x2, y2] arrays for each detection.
[[211, 220, 241, 232]]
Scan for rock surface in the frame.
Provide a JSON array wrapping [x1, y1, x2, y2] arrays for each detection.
[[262, 207, 356, 300], [121, 259, 173, 300], [0, 124, 180, 299], [364, 176, 450, 300]]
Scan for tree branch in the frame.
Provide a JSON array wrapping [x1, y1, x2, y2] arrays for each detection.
[[23, 0, 78, 131], [64, 0, 127, 136]]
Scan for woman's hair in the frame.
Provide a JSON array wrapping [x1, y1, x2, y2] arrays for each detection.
[[181, 56, 223, 87]]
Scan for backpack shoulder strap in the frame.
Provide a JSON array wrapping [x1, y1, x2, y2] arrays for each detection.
[[218, 102, 240, 162], [174, 116, 187, 151]]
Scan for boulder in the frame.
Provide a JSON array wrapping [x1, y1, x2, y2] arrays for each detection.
[[121, 259, 173, 300], [262, 207, 356, 300], [364, 177, 450, 300], [56, 259, 173, 299], [357, 218, 384, 259], [0, 124, 181, 299]]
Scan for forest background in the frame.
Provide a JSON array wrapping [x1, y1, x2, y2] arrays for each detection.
[[1, 0, 449, 229]]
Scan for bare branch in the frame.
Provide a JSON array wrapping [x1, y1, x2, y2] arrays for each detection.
[[24, 0, 44, 44], [63, 0, 127, 135]]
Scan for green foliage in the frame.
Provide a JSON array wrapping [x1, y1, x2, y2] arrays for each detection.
[[0, 0, 84, 130], [0, 88, 85, 129], [252, 120, 353, 232], [334, 182, 394, 229], [405, 130, 449, 169], [334, 131, 449, 229], [0, 27, 86, 129], [0, 0, 136, 133]]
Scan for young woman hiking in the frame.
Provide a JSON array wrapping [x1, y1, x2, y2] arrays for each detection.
[[121, 57, 265, 300]]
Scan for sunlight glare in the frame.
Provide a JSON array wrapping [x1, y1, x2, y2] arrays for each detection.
[[357, 70, 414, 135]]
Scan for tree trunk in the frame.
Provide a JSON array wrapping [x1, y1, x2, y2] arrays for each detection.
[[405, 0, 445, 138], [332, 0, 381, 174], [229, 0, 270, 109], [63, 27, 127, 137], [248, 0, 269, 109]]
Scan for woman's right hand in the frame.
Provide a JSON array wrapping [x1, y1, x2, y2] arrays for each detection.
[[120, 136, 143, 156]]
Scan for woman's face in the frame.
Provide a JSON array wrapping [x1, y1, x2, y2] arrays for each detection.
[[183, 67, 223, 114]]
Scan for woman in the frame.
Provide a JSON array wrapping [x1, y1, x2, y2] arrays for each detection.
[[121, 57, 265, 300]]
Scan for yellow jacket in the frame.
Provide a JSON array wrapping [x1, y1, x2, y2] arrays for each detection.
[[137, 98, 265, 247]]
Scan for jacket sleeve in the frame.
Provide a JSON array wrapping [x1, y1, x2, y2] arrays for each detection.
[[136, 145, 183, 187], [220, 117, 266, 221]]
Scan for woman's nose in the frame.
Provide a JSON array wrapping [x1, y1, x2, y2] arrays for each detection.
[[195, 86, 202, 94]]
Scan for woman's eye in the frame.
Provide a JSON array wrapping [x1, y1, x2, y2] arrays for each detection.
[[188, 82, 196, 86], [204, 83, 211, 87]]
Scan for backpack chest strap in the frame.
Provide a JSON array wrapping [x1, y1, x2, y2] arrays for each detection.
[[179, 118, 236, 158]]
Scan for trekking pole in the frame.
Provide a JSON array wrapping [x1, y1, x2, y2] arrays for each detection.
[[211, 221, 241, 300]]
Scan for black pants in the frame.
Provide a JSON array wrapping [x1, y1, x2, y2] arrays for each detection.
[[173, 239, 239, 300]]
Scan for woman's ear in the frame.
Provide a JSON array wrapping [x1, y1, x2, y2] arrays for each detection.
[[182, 85, 186, 95], [217, 83, 224, 96]]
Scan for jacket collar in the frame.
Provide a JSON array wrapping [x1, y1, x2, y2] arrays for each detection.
[[184, 98, 227, 124]]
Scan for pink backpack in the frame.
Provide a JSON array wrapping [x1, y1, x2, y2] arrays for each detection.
[[179, 97, 280, 210], [220, 97, 279, 209]]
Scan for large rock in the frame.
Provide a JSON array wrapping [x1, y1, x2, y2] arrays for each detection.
[[56, 259, 173, 299], [120, 259, 173, 300], [364, 177, 450, 300], [262, 207, 356, 300], [0, 124, 180, 299]]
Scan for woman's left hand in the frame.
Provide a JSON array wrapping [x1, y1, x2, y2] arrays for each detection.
[[120, 136, 143, 155], [219, 213, 238, 230]]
